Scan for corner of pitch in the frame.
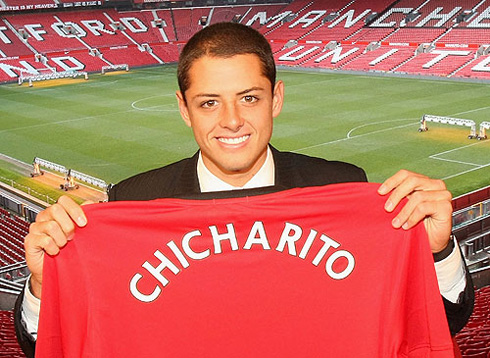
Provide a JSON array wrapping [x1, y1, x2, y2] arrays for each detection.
[[129, 221, 356, 303]]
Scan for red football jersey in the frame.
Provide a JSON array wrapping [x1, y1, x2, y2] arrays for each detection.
[[36, 183, 454, 357]]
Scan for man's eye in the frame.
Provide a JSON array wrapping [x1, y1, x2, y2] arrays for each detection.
[[202, 100, 217, 108], [242, 95, 258, 103]]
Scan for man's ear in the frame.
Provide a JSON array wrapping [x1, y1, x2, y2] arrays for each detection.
[[272, 80, 284, 118], [176, 91, 191, 127]]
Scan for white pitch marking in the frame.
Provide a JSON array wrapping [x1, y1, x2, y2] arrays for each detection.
[[131, 94, 178, 112], [451, 106, 490, 117], [442, 163, 490, 180], [429, 141, 490, 180], [294, 120, 417, 153], [430, 141, 482, 157], [429, 157, 481, 167], [346, 118, 415, 138]]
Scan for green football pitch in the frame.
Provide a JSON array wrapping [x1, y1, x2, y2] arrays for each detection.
[[0, 66, 489, 197]]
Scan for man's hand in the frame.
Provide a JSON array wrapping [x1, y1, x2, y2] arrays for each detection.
[[378, 170, 453, 254], [24, 196, 89, 299]]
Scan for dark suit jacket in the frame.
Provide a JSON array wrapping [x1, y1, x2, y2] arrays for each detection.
[[107, 147, 367, 201], [14, 147, 474, 357]]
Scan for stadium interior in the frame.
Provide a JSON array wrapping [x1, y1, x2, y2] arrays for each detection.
[[1, 0, 490, 356]]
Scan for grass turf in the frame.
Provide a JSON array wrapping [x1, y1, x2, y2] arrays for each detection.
[[1, 66, 489, 197]]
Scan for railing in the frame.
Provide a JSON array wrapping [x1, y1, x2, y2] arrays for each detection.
[[0, 262, 28, 294], [0, 175, 57, 205], [453, 198, 490, 279], [453, 198, 490, 230]]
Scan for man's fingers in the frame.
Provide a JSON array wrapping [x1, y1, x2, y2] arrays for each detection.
[[34, 204, 77, 241], [379, 170, 453, 253], [23, 196, 88, 300], [378, 169, 445, 195], [390, 190, 453, 250], [25, 232, 62, 257], [29, 221, 71, 249], [392, 200, 436, 230], [391, 190, 452, 228], [34, 196, 87, 239], [57, 196, 88, 227], [380, 171, 447, 213], [24, 232, 62, 299], [378, 169, 424, 195]]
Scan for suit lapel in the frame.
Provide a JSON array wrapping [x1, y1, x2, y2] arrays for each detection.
[[163, 152, 201, 198], [271, 146, 296, 190]]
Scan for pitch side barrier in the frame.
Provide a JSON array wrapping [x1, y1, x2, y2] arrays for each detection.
[[33, 157, 67, 174], [70, 169, 107, 190], [419, 114, 481, 139], [33, 157, 108, 191]]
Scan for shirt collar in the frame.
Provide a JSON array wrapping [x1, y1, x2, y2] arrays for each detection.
[[197, 147, 275, 193]]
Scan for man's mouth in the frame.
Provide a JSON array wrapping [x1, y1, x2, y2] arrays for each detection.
[[217, 135, 250, 145]]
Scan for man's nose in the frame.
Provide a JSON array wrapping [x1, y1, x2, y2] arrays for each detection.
[[220, 102, 244, 131]]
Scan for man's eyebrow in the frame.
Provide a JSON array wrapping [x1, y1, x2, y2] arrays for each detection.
[[193, 93, 220, 99], [192, 87, 265, 100], [237, 87, 265, 95]]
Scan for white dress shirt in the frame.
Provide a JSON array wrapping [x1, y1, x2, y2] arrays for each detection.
[[197, 147, 275, 192]]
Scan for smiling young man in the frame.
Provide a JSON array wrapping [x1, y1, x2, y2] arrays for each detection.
[[176, 53, 282, 187], [15, 22, 473, 357]]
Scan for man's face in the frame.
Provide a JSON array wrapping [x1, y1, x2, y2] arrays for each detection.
[[176, 54, 284, 186]]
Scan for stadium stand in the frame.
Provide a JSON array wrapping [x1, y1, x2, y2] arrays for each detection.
[[237, 3, 287, 29], [55, 10, 135, 48], [172, 7, 209, 41], [456, 53, 490, 80], [341, 45, 413, 72], [150, 42, 181, 63], [268, 41, 286, 55], [394, 48, 476, 77], [0, 310, 24, 358], [100, 45, 160, 67], [0, 20, 34, 57], [301, 0, 397, 42], [5, 12, 86, 53], [346, 27, 396, 43], [455, 286, 490, 357], [440, 28, 490, 46], [0, 209, 27, 267], [1, 0, 490, 82], [50, 50, 109, 72], [300, 43, 368, 70], [109, 10, 176, 44], [275, 44, 323, 66], [384, 28, 447, 44], [211, 5, 254, 24], [260, 0, 327, 41]]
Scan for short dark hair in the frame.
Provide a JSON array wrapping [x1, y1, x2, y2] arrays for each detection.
[[177, 22, 276, 99]]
